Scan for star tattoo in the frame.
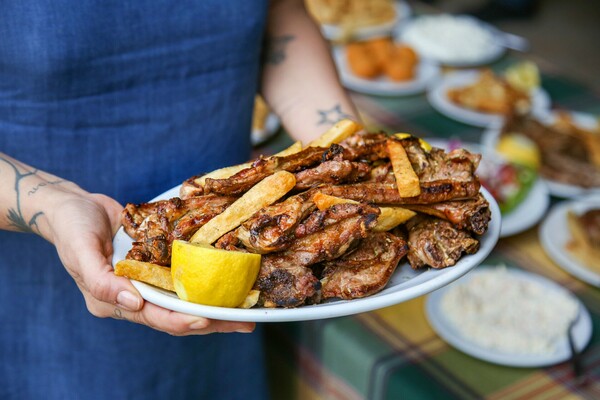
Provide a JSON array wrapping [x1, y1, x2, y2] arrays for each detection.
[[316, 104, 353, 125]]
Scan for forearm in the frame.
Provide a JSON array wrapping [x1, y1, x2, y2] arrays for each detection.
[[0, 152, 83, 240], [261, 0, 359, 143]]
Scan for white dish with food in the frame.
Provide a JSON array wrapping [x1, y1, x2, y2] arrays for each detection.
[[481, 111, 600, 198], [426, 266, 592, 367], [319, 1, 412, 41], [427, 139, 549, 237], [540, 195, 600, 287], [251, 112, 280, 146], [398, 14, 505, 67], [332, 45, 440, 96], [428, 70, 551, 128], [111, 186, 501, 322]]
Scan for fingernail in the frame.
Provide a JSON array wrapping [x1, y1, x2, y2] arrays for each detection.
[[189, 319, 209, 330], [116, 291, 141, 311], [236, 326, 254, 333]]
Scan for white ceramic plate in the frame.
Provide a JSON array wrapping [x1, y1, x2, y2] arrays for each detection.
[[427, 139, 549, 238], [398, 15, 505, 68], [540, 195, 600, 287], [481, 111, 600, 198], [427, 70, 551, 128], [426, 267, 592, 367], [332, 46, 440, 96], [111, 186, 501, 322], [251, 113, 280, 146], [320, 1, 412, 41]]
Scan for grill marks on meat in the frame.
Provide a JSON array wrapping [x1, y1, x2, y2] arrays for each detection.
[[320, 232, 408, 300], [255, 203, 379, 307], [203, 146, 327, 196], [123, 195, 236, 265], [406, 215, 479, 269], [402, 193, 491, 235], [294, 160, 370, 190]]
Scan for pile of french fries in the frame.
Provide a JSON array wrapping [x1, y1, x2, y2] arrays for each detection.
[[115, 119, 423, 307]]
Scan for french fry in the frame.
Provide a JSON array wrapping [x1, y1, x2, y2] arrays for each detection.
[[238, 290, 261, 309], [375, 207, 416, 232], [386, 139, 421, 197], [191, 171, 297, 244], [114, 259, 175, 292], [312, 192, 415, 231], [308, 119, 362, 148], [194, 141, 302, 187]]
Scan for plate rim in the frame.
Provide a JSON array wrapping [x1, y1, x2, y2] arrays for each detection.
[[112, 185, 501, 322], [425, 266, 593, 367]]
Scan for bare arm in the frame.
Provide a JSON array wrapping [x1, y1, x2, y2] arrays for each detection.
[[0, 153, 254, 335], [261, 0, 360, 143]]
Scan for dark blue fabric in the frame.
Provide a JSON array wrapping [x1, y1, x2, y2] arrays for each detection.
[[0, 1, 269, 399]]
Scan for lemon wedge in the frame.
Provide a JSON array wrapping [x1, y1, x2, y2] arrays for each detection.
[[505, 61, 540, 93], [171, 240, 261, 308], [496, 133, 541, 170]]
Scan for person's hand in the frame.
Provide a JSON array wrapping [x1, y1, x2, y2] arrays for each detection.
[[45, 186, 255, 335]]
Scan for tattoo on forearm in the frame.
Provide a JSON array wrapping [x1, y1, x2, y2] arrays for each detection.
[[0, 156, 62, 234], [317, 104, 353, 125], [263, 34, 295, 65]]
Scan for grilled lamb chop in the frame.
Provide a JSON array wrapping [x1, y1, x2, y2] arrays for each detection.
[[122, 195, 235, 265], [402, 193, 491, 235], [255, 203, 379, 307], [320, 231, 408, 300], [406, 215, 479, 269]]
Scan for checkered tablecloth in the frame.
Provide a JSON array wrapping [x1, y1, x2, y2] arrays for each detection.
[[259, 53, 600, 400]]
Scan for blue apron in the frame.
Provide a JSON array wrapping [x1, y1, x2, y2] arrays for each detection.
[[0, 1, 269, 399]]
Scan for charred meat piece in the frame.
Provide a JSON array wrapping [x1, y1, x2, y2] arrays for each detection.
[[255, 263, 321, 308], [255, 203, 379, 307], [406, 215, 479, 269], [294, 160, 370, 190], [403, 193, 491, 235], [320, 180, 481, 205], [123, 195, 235, 265], [216, 191, 316, 254], [320, 232, 408, 300], [180, 175, 205, 199], [203, 146, 327, 196], [339, 132, 389, 162]]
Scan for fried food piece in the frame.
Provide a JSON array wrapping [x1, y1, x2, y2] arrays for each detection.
[[308, 118, 363, 148], [566, 209, 600, 271], [114, 259, 175, 292], [387, 139, 421, 197], [346, 42, 380, 78]]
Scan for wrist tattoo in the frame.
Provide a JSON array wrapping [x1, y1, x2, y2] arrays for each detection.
[[316, 104, 353, 126], [0, 156, 61, 234], [263, 34, 295, 65]]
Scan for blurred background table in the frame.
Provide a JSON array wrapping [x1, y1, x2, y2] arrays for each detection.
[[257, 28, 600, 400]]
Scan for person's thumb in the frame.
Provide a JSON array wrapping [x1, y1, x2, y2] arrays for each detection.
[[81, 250, 144, 312]]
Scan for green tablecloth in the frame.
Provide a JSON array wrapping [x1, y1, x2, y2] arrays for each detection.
[[260, 53, 600, 399]]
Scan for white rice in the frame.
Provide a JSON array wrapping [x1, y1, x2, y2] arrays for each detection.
[[441, 267, 579, 355], [402, 15, 497, 64]]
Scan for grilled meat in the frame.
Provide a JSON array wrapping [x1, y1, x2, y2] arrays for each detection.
[[578, 209, 600, 248], [402, 193, 490, 235], [203, 146, 327, 196], [406, 215, 479, 269], [294, 160, 370, 190], [255, 203, 379, 307], [320, 231, 408, 300], [123, 195, 235, 265]]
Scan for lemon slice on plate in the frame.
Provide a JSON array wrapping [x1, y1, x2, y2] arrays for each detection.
[[496, 133, 541, 170], [171, 240, 261, 308], [505, 61, 540, 92]]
